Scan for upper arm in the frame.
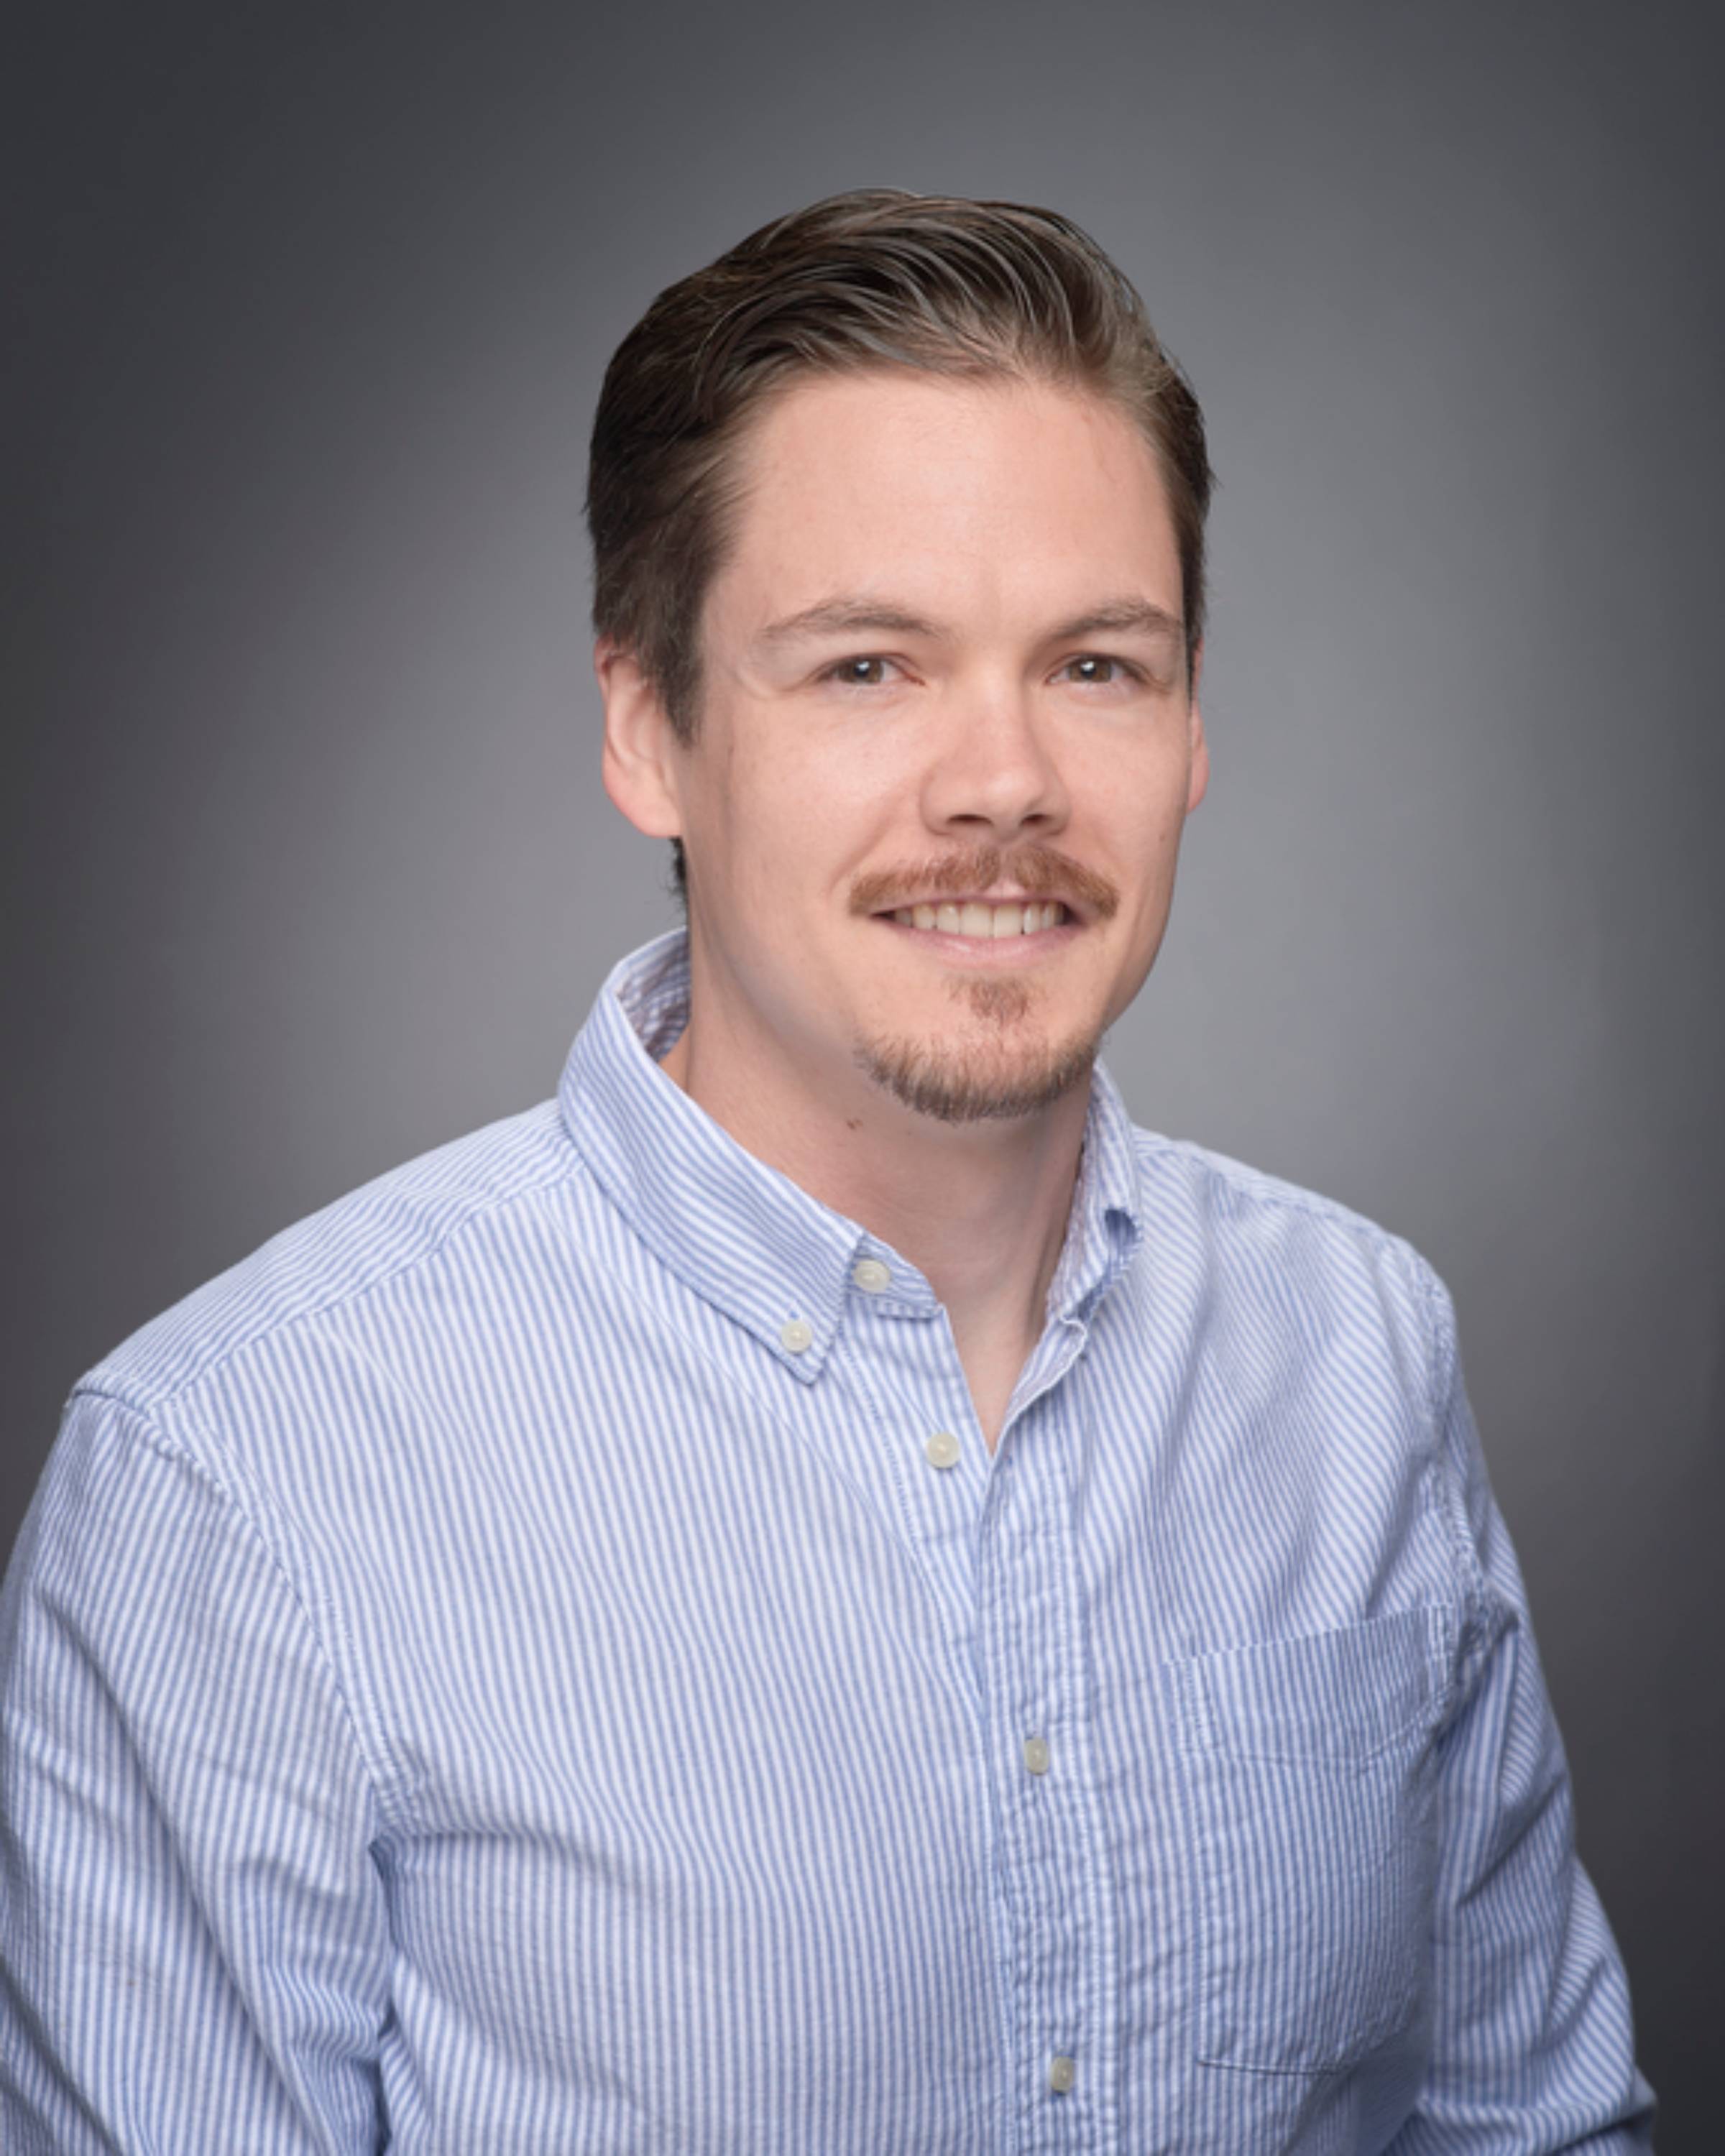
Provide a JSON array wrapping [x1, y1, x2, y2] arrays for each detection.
[[1, 1387, 392, 2153], [1388, 1265, 1655, 2152]]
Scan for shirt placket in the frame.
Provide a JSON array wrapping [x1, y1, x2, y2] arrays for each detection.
[[822, 1330, 985, 1708], [981, 1330, 1118, 2153]]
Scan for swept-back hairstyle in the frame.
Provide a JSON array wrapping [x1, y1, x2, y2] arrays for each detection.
[[587, 189, 1213, 742]]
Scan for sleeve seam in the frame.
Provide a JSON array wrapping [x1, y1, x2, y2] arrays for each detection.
[[69, 1380, 407, 1837], [1399, 1258, 1516, 1682], [1404, 1254, 1499, 1619]]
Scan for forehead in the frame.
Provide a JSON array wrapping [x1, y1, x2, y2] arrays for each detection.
[[710, 369, 1182, 634]]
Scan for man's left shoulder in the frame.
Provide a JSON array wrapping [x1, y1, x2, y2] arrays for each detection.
[[1126, 1124, 1450, 1345]]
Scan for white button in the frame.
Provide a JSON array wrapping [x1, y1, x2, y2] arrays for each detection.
[[1049, 2054, 1077, 2094], [1023, 1734, 1051, 1775], [851, 1257, 892, 1293], [924, 1430, 961, 1470], [778, 1319, 813, 1354]]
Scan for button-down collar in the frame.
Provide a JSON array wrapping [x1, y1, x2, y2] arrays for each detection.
[[558, 931, 1146, 1376]]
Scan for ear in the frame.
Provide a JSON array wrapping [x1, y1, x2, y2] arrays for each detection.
[[597, 642, 684, 840], [1184, 639, 1210, 815]]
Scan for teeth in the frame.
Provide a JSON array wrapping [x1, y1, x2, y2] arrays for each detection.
[[896, 899, 1070, 934]]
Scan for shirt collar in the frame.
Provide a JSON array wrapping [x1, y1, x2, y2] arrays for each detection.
[[558, 930, 1145, 1378]]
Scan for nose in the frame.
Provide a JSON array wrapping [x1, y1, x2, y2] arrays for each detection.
[[919, 679, 1072, 847]]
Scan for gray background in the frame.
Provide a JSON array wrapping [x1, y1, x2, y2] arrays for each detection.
[[5, 0, 1719, 2138]]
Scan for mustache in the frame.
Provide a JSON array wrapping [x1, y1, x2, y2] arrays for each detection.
[[849, 844, 1120, 921]]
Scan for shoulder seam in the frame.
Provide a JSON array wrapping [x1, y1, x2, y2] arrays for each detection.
[[99, 1140, 580, 1412], [1131, 1128, 1402, 1247]]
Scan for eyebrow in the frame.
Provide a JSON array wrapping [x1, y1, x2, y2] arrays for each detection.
[[1044, 599, 1185, 646], [754, 594, 1186, 650], [755, 600, 945, 647]]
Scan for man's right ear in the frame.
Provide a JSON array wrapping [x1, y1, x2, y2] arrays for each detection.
[[597, 642, 684, 841]]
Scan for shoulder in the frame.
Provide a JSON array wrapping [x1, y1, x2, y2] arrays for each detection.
[[1133, 1126, 1403, 1235], [80, 1100, 587, 1420], [1126, 1125, 1450, 1378]]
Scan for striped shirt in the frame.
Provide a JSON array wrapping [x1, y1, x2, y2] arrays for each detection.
[[1, 929, 1653, 2152]]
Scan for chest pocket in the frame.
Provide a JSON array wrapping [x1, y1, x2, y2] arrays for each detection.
[[1172, 1606, 1448, 2076]]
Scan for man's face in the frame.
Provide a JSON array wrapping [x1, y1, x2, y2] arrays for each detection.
[[609, 369, 1208, 1126]]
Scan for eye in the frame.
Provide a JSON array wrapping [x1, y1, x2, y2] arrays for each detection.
[[822, 655, 898, 688], [1057, 653, 1139, 688]]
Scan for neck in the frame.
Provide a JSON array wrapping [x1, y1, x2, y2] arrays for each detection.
[[659, 981, 1091, 1447]]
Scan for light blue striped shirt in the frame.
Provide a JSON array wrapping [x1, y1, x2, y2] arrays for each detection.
[[2, 930, 1653, 2152]]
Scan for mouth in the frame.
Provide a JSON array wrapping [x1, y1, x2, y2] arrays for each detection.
[[880, 899, 1072, 939]]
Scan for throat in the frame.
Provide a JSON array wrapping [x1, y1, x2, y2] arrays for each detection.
[[954, 1327, 1038, 1452]]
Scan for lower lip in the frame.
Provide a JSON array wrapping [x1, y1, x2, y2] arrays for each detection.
[[873, 916, 1082, 966]]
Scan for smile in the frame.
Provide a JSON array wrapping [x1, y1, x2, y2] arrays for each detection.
[[886, 901, 1070, 937]]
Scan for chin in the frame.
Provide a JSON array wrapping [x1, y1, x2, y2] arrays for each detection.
[[852, 1025, 1100, 1126]]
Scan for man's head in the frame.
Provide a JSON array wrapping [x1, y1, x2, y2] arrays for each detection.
[[588, 190, 1212, 743], [592, 194, 1213, 1130]]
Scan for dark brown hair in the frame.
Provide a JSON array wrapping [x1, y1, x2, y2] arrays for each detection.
[[586, 189, 1213, 742]]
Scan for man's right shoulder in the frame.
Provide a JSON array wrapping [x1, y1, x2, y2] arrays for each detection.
[[78, 1098, 597, 1422]]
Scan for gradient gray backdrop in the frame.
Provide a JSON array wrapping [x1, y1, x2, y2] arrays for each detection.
[[6, 0, 1721, 2139]]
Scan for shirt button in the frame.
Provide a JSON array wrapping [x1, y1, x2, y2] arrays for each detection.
[[851, 1257, 892, 1293], [924, 1430, 961, 1470], [1023, 1735, 1051, 1774], [1049, 2055, 1077, 2094], [778, 1319, 814, 1354]]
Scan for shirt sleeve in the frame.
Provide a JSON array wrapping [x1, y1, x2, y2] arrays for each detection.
[[1, 1386, 392, 2153], [1387, 1267, 1657, 2153]]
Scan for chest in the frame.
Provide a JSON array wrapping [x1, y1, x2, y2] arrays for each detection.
[[308, 1292, 1455, 2152]]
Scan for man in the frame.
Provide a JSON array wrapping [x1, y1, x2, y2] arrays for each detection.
[[1, 191, 1653, 2151]]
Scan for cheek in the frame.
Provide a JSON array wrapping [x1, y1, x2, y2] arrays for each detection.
[[684, 737, 788, 879], [737, 736, 898, 885], [1091, 765, 1190, 870], [690, 778, 843, 944]]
